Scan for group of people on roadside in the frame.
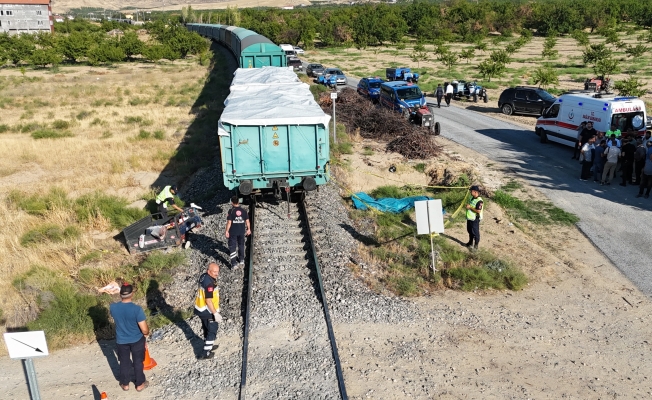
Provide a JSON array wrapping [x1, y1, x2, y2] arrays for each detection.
[[434, 82, 455, 108], [574, 121, 652, 198]]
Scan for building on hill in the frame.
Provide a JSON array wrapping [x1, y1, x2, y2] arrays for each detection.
[[0, 0, 52, 35]]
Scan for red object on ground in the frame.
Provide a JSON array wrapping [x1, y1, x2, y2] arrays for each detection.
[[143, 344, 157, 370]]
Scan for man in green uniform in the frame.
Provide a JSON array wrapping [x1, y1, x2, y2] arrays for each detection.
[[606, 123, 621, 138], [465, 185, 484, 250], [156, 185, 183, 219]]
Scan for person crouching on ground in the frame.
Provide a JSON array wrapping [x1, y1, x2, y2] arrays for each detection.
[[465, 185, 483, 250], [109, 283, 150, 392]]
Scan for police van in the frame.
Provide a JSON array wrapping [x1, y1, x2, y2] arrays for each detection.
[[535, 93, 647, 146]]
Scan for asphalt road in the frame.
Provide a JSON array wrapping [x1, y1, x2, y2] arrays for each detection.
[[339, 74, 652, 297]]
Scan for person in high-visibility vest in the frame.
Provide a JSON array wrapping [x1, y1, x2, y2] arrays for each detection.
[[194, 262, 222, 360], [465, 185, 484, 250], [155, 185, 183, 219]]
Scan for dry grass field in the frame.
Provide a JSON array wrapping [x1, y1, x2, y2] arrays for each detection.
[[306, 30, 652, 110], [0, 58, 219, 338]]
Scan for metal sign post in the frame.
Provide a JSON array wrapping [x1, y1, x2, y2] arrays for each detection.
[[331, 91, 337, 144], [3, 331, 49, 400], [415, 200, 444, 274]]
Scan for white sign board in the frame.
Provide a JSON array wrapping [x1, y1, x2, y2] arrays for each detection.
[[330, 92, 338, 99], [3, 331, 49, 359], [415, 199, 444, 235]]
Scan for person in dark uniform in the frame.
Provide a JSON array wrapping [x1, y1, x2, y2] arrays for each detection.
[[194, 262, 222, 360], [155, 185, 183, 219], [620, 136, 636, 186], [225, 196, 251, 268], [465, 185, 484, 250], [435, 84, 444, 108]]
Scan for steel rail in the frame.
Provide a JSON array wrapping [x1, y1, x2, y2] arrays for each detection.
[[238, 196, 256, 400], [299, 195, 348, 400]]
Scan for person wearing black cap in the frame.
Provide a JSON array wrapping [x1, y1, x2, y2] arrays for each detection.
[[155, 184, 183, 219], [465, 185, 483, 250], [109, 283, 150, 392]]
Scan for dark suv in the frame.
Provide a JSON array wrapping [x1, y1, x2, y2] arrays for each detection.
[[498, 86, 556, 116]]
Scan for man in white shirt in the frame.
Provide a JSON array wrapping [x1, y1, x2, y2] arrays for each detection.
[[601, 139, 621, 185], [445, 82, 454, 106], [580, 135, 596, 181]]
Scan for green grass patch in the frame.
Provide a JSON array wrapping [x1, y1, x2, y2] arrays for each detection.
[[501, 180, 523, 192], [493, 190, 578, 225], [124, 116, 153, 126], [370, 185, 426, 199], [7, 187, 71, 215], [153, 130, 165, 140], [20, 224, 80, 247], [136, 129, 151, 140], [75, 192, 149, 230], [309, 84, 330, 102], [444, 257, 527, 291], [21, 122, 42, 133], [0, 124, 8, 133], [362, 146, 374, 156], [32, 129, 73, 139]]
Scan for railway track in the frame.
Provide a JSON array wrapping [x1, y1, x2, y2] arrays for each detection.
[[239, 195, 348, 400]]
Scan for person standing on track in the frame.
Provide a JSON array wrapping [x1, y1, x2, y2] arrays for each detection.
[[194, 262, 222, 360], [109, 283, 150, 392], [225, 196, 251, 268], [155, 185, 183, 219], [465, 185, 483, 251], [435, 84, 444, 108]]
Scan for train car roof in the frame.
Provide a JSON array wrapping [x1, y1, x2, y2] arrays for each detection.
[[231, 67, 301, 86]]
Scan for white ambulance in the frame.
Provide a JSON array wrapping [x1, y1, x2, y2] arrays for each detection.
[[535, 92, 647, 146]]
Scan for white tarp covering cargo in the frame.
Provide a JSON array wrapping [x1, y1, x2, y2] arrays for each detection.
[[231, 66, 300, 87], [218, 82, 331, 136]]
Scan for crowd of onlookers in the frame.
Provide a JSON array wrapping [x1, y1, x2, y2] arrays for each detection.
[[573, 121, 652, 198]]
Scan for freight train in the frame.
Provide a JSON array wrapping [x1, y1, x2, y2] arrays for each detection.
[[187, 24, 331, 198], [187, 23, 287, 68]]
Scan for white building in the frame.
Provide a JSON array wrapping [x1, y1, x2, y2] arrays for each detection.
[[0, 0, 52, 35]]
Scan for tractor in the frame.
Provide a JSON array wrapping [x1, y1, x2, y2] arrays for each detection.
[[584, 76, 614, 93]]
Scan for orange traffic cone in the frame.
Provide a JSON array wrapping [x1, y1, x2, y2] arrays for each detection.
[[100, 392, 108, 399], [143, 343, 157, 370]]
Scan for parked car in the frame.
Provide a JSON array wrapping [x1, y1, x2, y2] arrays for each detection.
[[293, 46, 305, 54], [306, 63, 325, 77], [323, 68, 347, 85], [498, 86, 556, 116], [450, 80, 488, 102], [379, 81, 439, 134], [357, 77, 384, 102], [287, 56, 303, 71]]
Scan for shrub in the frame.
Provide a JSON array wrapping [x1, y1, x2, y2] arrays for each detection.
[[76, 110, 92, 120], [0, 124, 9, 133], [52, 119, 70, 130], [136, 130, 151, 140], [20, 224, 80, 247], [32, 129, 73, 139], [124, 116, 153, 126], [75, 192, 149, 229], [153, 130, 165, 140]]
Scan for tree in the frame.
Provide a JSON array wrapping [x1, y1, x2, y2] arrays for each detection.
[[571, 29, 590, 46], [459, 48, 475, 63], [433, 44, 450, 61], [143, 44, 168, 62], [489, 49, 510, 65], [86, 41, 125, 65], [60, 31, 92, 62], [410, 44, 428, 67], [440, 51, 458, 72], [224, 6, 241, 26], [474, 41, 487, 54], [582, 43, 611, 65], [477, 60, 505, 82], [30, 48, 62, 68], [119, 31, 144, 59], [613, 76, 647, 97], [7, 34, 35, 65], [625, 43, 648, 58], [531, 65, 559, 88], [594, 57, 620, 77]]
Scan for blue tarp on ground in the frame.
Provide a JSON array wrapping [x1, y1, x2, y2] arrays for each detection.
[[352, 192, 431, 213]]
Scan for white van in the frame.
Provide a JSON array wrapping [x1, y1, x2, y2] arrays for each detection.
[[535, 92, 647, 146], [279, 44, 297, 57]]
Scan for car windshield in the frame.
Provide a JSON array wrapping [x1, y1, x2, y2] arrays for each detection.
[[396, 87, 423, 100], [311, 64, 323, 69], [327, 69, 343, 75], [369, 82, 381, 89], [536, 90, 556, 101]]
